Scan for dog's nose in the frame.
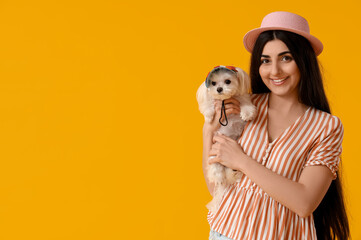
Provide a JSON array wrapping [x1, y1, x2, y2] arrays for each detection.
[[217, 87, 223, 93]]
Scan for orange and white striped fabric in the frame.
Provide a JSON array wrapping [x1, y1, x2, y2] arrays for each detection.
[[207, 93, 344, 240]]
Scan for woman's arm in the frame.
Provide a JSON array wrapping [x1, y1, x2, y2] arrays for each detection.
[[240, 153, 332, 218], [209, 134, 333, 218], [202, 125, 215, 196]]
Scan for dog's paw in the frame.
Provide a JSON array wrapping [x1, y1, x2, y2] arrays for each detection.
[[240, 104, 257, 121]]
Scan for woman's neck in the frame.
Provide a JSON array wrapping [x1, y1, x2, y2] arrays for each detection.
[[268, 92, 306, 114]]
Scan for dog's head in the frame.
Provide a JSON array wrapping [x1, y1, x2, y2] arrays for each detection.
[[205, 66, 250, 100]]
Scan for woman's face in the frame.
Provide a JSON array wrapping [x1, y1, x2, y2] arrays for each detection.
[[259, 39, 301, 98]]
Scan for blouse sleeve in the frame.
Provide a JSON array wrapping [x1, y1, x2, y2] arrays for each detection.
[[303, 116, 344, 180]]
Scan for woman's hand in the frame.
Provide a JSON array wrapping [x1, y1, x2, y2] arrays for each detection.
[[203, 98, 241, 134], [208, 133, 246, 171]]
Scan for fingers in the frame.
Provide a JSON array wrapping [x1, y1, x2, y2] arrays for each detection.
[[208, 156, 219, 164], [213, 133, 234, 143], [208, 152, 221, 164], [209, 142, 221, 164], [225, 107, 240, 116], [214, 99, 241, 116], [209, 98, 241, 135], [214, 98, 240, 108], [209, 147, 218, 158], [224, 97, 241, 107], [213, 134, 224, 144], [214, 106, 240, 123]]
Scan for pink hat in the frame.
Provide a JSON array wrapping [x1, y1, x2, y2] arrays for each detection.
[[243, 11, 323, 56]]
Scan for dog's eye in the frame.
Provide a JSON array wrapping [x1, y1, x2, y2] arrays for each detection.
[[211, 81, 216, 86], [225, 80, 231, 84]]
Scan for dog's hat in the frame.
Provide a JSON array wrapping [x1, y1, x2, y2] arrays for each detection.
[[243, 11, 323, 56], [205, 65, 238, 88]]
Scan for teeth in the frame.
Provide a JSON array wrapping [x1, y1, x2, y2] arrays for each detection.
[[271, 77, 287, 82]]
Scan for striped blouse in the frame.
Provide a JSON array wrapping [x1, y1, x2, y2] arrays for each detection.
[[207, 93, 344, 240]]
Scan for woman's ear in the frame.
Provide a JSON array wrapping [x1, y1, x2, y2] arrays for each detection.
[[235, 67, 251, 95]]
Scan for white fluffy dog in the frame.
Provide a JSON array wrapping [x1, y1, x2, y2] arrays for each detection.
[[196, 65, 257, 213]]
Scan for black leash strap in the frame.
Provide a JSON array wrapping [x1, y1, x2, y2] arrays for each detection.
[[219, 100, 228, 126]]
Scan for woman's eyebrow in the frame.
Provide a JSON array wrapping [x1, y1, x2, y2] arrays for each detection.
[[261, 51, 291, 58]]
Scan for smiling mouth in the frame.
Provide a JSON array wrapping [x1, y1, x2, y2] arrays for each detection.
[[271, 77, 288, 83]]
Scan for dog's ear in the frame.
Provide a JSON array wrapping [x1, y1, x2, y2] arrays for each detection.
[[196, 82, 209, 113], [235, 67, 251, 95]]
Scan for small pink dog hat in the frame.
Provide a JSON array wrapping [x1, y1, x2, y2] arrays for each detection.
[[243, 11, 323, 56]]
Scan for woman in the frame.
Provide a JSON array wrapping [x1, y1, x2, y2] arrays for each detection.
[[203, 12, 350, 240]]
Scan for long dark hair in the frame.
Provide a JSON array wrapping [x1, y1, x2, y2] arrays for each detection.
[[250, 30, 350, 240]]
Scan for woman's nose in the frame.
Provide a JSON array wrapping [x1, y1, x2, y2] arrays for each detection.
[[271, 62, 281, 76]]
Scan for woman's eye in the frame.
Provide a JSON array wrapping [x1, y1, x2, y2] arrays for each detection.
[[211, 81, 216, 86], [282, 55, 293, 61], [261, 59, 269, 64], [225, 80, 231, 84]]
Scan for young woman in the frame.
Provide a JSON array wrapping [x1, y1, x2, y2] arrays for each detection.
[[203, 12, 350, 240]]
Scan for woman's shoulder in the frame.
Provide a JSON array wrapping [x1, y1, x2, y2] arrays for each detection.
[[310, 107, 342, 122], [309, 107, 343, 133]]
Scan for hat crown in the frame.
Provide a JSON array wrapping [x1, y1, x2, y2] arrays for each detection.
[[261, 11, 310, 34]]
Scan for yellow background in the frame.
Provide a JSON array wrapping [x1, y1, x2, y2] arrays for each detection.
[[0, 0, 359, 239]]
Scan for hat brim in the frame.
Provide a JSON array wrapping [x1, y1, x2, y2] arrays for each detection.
[[243, 27, 323, 56]]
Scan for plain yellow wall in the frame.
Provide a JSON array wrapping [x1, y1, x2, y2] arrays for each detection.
[[0, 0, 359, 239]]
